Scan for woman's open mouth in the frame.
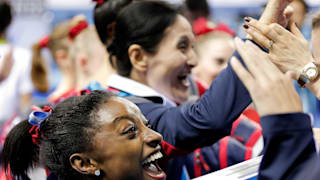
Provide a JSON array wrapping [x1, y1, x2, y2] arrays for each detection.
[[177, 73, 190, 88], [142, 151, 166, 179]]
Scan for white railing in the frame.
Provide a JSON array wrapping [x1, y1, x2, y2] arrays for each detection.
[[193, 156, 262, 180]]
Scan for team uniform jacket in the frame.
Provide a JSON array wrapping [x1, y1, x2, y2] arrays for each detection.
[[46, 50, 253, 180], [107, 50, 251, 154], [259, 113, 320, 179]]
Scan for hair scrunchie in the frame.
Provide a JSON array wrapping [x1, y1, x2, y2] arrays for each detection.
[[92, 0, 105, 5], [68, 21, 89, 40], [28, 106, 53, 145], [39, 36, 50, 49]]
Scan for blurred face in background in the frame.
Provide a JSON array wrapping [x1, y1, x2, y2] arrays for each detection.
[[192, 33, 235, 86]]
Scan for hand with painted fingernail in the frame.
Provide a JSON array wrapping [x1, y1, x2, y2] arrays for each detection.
[[243, 18, 314, 76]]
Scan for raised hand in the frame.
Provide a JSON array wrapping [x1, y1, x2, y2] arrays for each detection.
[[259, 0, 294, 27], [244, 17, 314, 76], [230, 38, 302, 116]]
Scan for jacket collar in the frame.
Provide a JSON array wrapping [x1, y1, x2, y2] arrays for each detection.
[[107, 74, 176, 106]]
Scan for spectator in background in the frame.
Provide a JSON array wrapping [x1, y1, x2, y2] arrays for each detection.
[[31, 15, 85, 104], [0, 15, 85, 179], [180, 0, 236, 42], [0, 48, 13, 83], [0, 0, 33, 123], [180, 0, 210, 25], [192, 31, 235, 87], [69, 19, 115, 91]]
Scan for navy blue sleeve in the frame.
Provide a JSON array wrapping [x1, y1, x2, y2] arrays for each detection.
[[137, 50, 251, 151], [259, 113, 320, 180]]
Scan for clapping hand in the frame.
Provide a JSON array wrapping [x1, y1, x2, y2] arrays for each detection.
[[230, 38, 302, 116]]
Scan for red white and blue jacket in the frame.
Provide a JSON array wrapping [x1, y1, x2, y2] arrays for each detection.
[[104, 54, 260, 178]]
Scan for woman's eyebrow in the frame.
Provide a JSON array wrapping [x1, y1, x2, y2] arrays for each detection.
[[178, 36, 189, 43], [113, 115, 135, 124]]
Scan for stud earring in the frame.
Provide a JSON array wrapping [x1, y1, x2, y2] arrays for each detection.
[[95, 169, 101, 176]]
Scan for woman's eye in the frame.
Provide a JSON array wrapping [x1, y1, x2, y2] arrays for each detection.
[[216, 58, 226, 65], [123, 125, 137, 135], [178, 43, 188, 52]]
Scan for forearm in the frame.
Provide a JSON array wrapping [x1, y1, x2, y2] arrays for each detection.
[[259, 113, 317, 180]]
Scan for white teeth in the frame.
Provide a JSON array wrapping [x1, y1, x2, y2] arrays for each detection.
[[181, 78, 190, 87], [142, 152, 163, 165]]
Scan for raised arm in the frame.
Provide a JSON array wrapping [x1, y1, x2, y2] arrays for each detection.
[[231, 37, 320, 179], [140, 0, 295, 152], [243, 17, 320, 100]]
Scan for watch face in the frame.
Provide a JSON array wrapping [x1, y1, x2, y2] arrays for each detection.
[[306, 69, 317, 78], [301, 62, 319, 83]]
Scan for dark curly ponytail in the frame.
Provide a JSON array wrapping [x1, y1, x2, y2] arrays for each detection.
[[2, 90, 114, 180]]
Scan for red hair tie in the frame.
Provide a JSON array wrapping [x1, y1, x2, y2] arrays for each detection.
[[92, 0, 104, 5], [192, 17, 235, 37], [69, 21, 88, 40], [39, 36, 50, 49], [29, 126, 41, 145]]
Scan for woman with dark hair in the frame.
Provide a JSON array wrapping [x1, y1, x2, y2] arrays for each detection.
[[92, 0, 291, 151], [92, 0, 293, 178], [99, 2, 251, 178], [94, 4, 251, 178], [3, 90, 166, 180]]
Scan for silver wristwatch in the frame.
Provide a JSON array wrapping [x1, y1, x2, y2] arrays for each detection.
[[297, 62, 319, 88]]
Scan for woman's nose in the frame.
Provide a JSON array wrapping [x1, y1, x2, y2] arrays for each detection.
[[187, 49, 198, 67], [143, 128, 163, 148]]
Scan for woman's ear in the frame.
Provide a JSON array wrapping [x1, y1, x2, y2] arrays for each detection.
[[128, 44, 148, 72], [69, 153, 99, 176]]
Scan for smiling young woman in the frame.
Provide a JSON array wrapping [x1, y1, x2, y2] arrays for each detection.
[[92, 0, 291, 178], [2, 90, 167, 180]]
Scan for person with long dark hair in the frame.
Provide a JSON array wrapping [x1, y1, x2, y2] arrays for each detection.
[[92, 0, 292, 178]]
